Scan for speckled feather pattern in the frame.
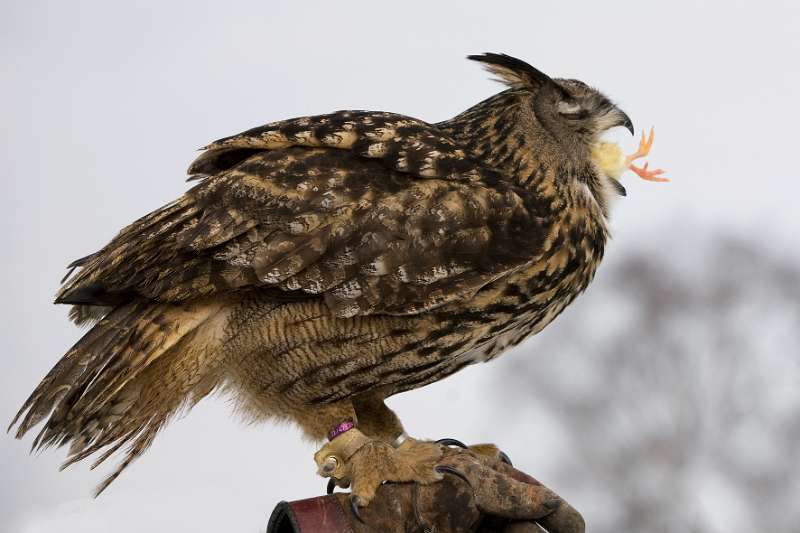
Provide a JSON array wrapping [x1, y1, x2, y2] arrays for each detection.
[[12, 54, 615, 493]]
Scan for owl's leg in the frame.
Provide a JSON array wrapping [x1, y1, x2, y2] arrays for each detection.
[[310, 397, 443, 509], [320, 396, 406, 493], [352, 394, 405, 444]]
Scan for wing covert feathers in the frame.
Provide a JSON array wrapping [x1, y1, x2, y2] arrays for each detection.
[[188, 111, 485, 182], [57, 112, 547, 318]]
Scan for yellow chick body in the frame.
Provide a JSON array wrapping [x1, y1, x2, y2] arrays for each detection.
[[591, 141, 627, 180]]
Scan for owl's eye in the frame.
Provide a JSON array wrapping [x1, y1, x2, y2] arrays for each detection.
[[557, 100, 587, 120]]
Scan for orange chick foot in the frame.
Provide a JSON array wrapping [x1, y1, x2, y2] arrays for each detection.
[[626, 127, 669, 182], [626, 127, 655, 164], [629, 162, 669, 182]]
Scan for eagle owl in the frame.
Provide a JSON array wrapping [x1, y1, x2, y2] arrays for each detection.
[[11, 53, 664, 507]]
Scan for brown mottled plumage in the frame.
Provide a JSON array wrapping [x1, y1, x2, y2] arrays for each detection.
[[11, 53, 640, 501]]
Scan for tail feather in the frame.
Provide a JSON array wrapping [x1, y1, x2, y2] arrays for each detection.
[[64, 304, 203, 423], [67, 304, 113, 327], [10, 296, 231, 495], [11, 304, 143, 439]]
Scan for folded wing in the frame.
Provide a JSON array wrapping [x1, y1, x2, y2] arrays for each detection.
[[57, 111, 549, 318]]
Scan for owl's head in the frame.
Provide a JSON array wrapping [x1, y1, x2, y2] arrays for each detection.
[[467, 53, 645, 205], [467, 53, 634, 146]]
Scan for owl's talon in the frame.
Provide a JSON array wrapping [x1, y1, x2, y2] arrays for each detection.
[[314, 429, 443, 509], [411, 484, 431, 531], [327, 476, 351, 492], [350, 494, 365, 523], [437, 439, 513, 465], [498, 450, 513, 466], [435, 464, 471, 487], [436, 438, 468, 449]]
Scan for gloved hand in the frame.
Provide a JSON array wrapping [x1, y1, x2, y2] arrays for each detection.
[[267, 444, 585, 533]]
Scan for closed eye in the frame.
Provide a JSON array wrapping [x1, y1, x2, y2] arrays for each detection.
[[560, 110, 589, 120], [557, 100, 588, 120]]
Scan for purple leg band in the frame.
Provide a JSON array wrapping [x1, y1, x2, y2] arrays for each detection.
[[328, 420, 355, 441]]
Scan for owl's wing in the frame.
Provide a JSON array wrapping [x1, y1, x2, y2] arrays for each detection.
[[57, 111, 549, 318]]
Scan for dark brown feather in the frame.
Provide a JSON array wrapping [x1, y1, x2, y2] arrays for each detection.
[[57, 115, 549, 318]]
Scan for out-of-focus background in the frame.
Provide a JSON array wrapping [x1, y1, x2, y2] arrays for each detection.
[[2, 1, 798, 532]]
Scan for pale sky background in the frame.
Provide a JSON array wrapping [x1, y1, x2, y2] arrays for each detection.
[[2, 1, 799, 532]]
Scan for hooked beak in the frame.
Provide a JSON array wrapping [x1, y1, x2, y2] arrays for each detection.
[[616, 109, 634, 136], [596, 106, 634, 136]]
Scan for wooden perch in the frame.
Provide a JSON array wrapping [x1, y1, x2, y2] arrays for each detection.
[[267, 446, 585, 533]]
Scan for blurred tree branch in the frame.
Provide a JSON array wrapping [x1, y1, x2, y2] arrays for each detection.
[[499, 237, 800, 533]]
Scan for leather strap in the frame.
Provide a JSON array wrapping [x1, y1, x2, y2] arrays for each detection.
[[267, 495, 353, 533]]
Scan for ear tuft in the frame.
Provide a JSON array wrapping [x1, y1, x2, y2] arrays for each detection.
[[467, 53, 555, 90]]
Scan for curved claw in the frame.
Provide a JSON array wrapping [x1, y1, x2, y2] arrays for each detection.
[[350, 494, 365, 524], [435, 438, 468, 449], [498, 450, 513, 466], [435, 465, 472, 488], [411, 483, 432, 532], [326, 478, 336, 495]]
